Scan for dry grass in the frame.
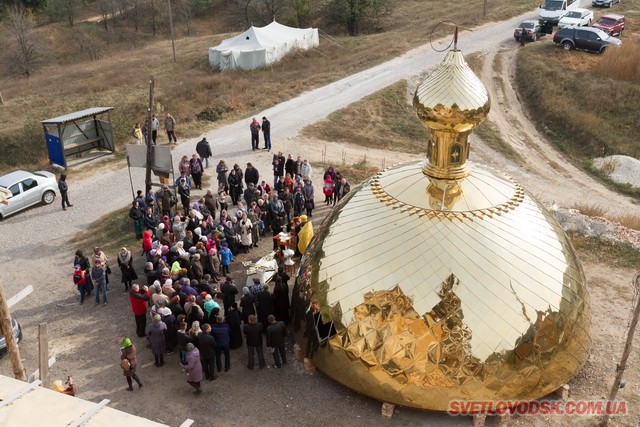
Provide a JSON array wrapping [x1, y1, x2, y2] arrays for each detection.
[[0, 0, 541, 172], [68, 205, 139, 256], [569, 233, 640, 269], [474, 119, 524, 164], [592, 41, 640, 83], [302, 80, 429, 154], [572, 203, 640, 231]]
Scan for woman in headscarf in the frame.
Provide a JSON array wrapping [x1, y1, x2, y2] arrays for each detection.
[[239, 286, 256, 324], [227, 168, 243, 205], [120, 338, 143, 391], [190, 154, 204, 190], [117, 247, 138, 292], [182, 342, 203, 395], [188, 320, 203, 349], [202, 294, 221, 326], [216, 160, 229, 192], [74, 249, 93, 295], [145, 314, 167, 367], [185, 295, 204, 328], [238, 212, 253, 253]]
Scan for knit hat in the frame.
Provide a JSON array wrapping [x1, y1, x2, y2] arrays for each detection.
[[52, 380, 66, 393], [122, 337, 133, 348]]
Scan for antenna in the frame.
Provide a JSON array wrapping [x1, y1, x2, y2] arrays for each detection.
[[454, 26, 458, 50]]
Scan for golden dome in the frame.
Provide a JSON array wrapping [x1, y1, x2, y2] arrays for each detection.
[[414, 49, 490, 133], [291, 44, 591, 412]]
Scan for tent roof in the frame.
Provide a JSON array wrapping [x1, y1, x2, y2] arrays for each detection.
[[42, 107, 113, 125], [212, 21, 318, 52]]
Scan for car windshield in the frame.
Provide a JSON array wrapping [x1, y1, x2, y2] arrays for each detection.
[[518, 22, 535, 29], [542, 0, 564, 10], [598, 18, 617, 26], [565, 11, 581, 18]]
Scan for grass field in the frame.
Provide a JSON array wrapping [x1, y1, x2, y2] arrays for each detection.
[[0, 0, 540, 172]]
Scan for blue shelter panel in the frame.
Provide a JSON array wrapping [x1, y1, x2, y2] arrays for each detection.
[[45, 133, 65, 167]]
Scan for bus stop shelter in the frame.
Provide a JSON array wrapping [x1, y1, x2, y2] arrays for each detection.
[[42, 107, 115, 168]]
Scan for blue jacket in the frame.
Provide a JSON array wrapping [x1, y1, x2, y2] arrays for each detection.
[[220, 248, 234, 265], [211, 323, 231, 347]]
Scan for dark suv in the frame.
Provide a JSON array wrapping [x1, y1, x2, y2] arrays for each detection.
[[553, 26, 622, 53]]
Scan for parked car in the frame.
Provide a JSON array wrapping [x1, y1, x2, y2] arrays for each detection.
[[592, 14, 625, 36], [514, 20, 545, 42], [558, 8, 594, 28], [0, 170, 58, 220], [553, 26, 622, 53], [0, 318, 22, 357], [592, 0, 620, 7]]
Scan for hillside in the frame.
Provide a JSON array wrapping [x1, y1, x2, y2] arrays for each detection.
[[0, 0, 540, 172]]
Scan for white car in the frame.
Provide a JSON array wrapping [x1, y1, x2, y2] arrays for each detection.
[[558, 8, 594, 28], [0, 170, 58, 220]]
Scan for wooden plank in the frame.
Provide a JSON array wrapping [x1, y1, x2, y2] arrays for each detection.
[[67, 399, 110, 427], [38, 323, 49, 388], [7, 286, 33, 308], [28, 356, 57, 383], [179, 420, 194, 427], [0, 282, 26, 381], [0, 380, 41, 409]]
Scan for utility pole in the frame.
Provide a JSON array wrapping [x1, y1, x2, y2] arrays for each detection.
[[38, 323, 49, 387], [168, 0, 176, 62], [601, 273, 640, 426], [145, 76, 155, 195], [0, 282, 27, 381], [483, 0, 488, 16]]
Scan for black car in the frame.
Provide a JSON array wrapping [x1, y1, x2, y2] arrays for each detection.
[[553, 26, 622, 53]]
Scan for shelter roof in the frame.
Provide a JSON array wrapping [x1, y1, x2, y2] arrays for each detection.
[[42, 107, 113, 125]]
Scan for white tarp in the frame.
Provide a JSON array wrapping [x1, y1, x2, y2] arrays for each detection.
[[209, 21, 319, 71]]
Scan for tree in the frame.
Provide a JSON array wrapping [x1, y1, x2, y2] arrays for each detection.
[[2, 6, 46, 77], [327, 0, 393, 36], [46, 0, 78, 26], [290, 0, 311, 27]]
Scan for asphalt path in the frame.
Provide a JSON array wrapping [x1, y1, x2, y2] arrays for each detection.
[[0, 9, 542, 293]]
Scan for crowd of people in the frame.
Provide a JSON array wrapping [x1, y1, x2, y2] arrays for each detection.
[[72, 147, 352, 396]]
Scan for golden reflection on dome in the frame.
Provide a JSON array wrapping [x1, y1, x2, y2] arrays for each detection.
[[291, 39, 590, 412]]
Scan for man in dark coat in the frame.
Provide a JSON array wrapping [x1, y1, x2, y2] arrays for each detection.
[[195, 137, 212, 168], [243, 315, 265, 370], [226, 303, 243, 349], [239, 287, 256, 324], [219, 276, 239, 316], [285, 154, 295, 178], [266, 315, 288, 368], [261, 117, 271, 150], [58, 173, 73, 210], [256, 284, 275, 330], [198, 324, 218, 381], [159, 307, 178, 353], [211, 316, 231, 372], [272, 275, 290, 324], [244, 162, 260, 186]]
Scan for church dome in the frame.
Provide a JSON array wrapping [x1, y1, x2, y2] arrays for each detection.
[[291, 42, 591, 412]]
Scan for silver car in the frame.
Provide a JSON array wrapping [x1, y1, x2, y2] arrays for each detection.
[[0, 170, 58, 220], [0, 318, 22, 356]]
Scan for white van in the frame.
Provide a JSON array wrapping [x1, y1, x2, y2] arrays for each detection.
[[539, 0, 581, 24]]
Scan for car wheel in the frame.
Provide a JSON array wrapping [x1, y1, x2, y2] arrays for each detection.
[[532, 34, 537, 41], [42, 190, 55, 204], [562, 41, 573, 51], [600, 46, 607, 54]]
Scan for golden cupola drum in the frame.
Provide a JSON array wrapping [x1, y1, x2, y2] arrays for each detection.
[[291, 44, 591, 411]]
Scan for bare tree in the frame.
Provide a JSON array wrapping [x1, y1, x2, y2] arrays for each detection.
[[228, 0, 255, 27], [46, 0, 79, 26], [2, 6, 46, 77], [261, 0, 285, 21], [290, 0, 311, 27], [327, 0, 393, 36]]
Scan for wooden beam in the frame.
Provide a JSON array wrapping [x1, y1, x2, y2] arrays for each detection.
[[0, 281, 26, 381], [38, 323, 49, 388], [28, 356, 57, 383], [68, 399, 110, 427], [0, 380, 41, 409], [7, 285, 33, 308], [179, 420, 194, 427]]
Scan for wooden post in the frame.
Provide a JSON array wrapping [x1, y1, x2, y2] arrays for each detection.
[[167, 0, 176, 62], [38, 323, 49, 388], [0, 90, 4, 104], [145, 76, 155, 195], [0, 282, 26, 381], [601, 273, 640, 426]]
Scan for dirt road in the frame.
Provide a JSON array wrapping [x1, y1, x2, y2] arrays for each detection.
[[1, 6, 639, 427]]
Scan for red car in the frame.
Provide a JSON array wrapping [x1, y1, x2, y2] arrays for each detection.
[[592, 14, 625, 36]]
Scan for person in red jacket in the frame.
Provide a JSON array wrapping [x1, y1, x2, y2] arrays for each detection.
[[142, 230, 153, 256], [73, 264, 87, 304], [129, 284, 150, 337]]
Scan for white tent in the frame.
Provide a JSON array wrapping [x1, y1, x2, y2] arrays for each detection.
[[208, 21, 319, 71]]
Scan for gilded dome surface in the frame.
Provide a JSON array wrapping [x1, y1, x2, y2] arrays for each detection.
[[291, 42, 590, 411], [291, 161, 590, 410]]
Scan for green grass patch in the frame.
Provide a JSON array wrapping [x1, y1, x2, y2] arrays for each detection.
[[569, 233, 640, 269], [302, 80, 429, 153], [69, 205, 139, 257]]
